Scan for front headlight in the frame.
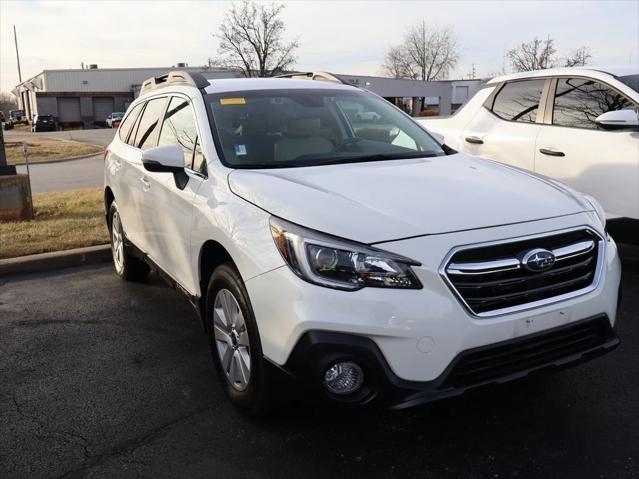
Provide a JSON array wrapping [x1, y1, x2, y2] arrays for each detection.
[[583, 194, 606, 229], [270, 217, 422, 290]]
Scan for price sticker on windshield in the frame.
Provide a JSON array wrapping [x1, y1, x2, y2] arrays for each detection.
[[220, 98, 246, 105]]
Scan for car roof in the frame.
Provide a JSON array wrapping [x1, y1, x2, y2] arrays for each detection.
[[488, 66, 638, 84], [203, 77, 358, 95]]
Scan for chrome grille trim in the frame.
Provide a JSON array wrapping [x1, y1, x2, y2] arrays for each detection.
[[446, 238, 596, 276], [447, 258, 521, 275], [439, 226, 605, 318], [553, 239, 595, 261]]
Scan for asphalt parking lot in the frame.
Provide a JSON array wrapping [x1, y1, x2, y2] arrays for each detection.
[[1, 246, 637, 479]]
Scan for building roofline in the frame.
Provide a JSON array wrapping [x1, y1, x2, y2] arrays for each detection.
[[14, 67, 225, 89], [39, 66, 216, 74], [336, 73, 483, 83]]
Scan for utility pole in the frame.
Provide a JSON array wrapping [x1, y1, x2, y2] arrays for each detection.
[[0, 126, 7, 169], [14, 25, 22, 83]]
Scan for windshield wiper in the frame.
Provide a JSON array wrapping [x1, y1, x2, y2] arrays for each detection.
[[229, 151, 439, 170], [282, 151, 435, 168]]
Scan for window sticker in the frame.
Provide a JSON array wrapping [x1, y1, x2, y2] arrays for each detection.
[[234, 144, 247, 156], [220, 98, 246, 105]]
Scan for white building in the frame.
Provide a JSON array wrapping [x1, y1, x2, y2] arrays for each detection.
[[12, 66, 239, 128], [13, 66, 484, 128]]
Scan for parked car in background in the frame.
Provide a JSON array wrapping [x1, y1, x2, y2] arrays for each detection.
[[8, 109, 28, 126], [106, 112, 124, 128], [418, 67, 639, 239], [31, 114, 56, 132], [104, 71, 621, 415]]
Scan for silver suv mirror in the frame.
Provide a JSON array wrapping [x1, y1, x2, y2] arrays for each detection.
[[141, 145, 184, 173], [594, 109, 639, 129]]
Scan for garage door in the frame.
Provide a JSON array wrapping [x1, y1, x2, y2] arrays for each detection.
[[93, 97, 114, 123], [57, 98, 81, 122]]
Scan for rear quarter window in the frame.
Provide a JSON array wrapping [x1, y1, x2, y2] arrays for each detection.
[[132, 97, 168, 150], [118, 103, 144, 143], [491, 79, 545, 123]]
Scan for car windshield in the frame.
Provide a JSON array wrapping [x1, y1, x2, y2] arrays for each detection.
[[113, 112, 124, 117], [206, 89, 445, 168], [618, 74, 639, 94]]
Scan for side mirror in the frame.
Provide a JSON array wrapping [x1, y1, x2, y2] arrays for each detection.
[[594, 109, 639, 129], [141, 145, 189, 189], [141, 145, 184, 173]]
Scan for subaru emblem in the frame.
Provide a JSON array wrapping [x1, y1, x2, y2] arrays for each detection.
[[522, 248, 556, 272]]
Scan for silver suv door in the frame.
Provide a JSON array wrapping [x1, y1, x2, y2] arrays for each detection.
[[119, 96, 169, 253], [142, 95, 207, 294], [461, 79, 549, 172], [534, 77, 639, 219]]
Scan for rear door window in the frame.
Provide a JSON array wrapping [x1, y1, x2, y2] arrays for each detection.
[[118, 103, 144, 143], [158, 97, 199, 168], [491, 79, 545, 123], [552, 78, 637, 130], [133, 97, 168, 150]]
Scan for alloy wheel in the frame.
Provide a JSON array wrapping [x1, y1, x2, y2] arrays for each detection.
[[111, 210, 124, 274], [213, 288, 251, 391]]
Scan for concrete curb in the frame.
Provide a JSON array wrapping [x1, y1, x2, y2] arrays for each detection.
[[0, 244, 111, 276]]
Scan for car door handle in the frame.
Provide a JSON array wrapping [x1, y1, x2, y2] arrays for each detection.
[[140, 176, 151, 191], [539, 148, 565, 157], [465, 136, 484, 145]]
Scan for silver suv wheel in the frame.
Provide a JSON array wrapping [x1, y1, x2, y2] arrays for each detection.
[[111, 210, 124, 274], [213, 288, 251, 391]]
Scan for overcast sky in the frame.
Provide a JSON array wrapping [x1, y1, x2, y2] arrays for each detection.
[[1, 0, 637, 92]]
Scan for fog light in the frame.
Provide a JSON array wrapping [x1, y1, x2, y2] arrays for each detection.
[[323, 361, 364, 395]]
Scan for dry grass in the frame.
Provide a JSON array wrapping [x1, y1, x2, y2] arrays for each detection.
[[4, 137, 102, 165], [0, 188, 109, 259]]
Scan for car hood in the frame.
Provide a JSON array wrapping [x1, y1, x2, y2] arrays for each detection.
[[228, 153, 589, 244]]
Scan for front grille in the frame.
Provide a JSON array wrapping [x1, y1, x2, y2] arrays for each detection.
[[443, 316, 614, 388], [443, 229, 602, 316]]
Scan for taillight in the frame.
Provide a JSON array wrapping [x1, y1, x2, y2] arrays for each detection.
[[103, 149, 109, 161]]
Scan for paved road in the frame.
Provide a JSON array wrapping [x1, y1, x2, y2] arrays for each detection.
[[1, 246, 637, 479], [16, 155, 104, 194], [6, 129, 115, 193], [4, 128, 116, 148]]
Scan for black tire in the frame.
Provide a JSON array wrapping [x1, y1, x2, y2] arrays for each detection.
[[108, 202, 150, 282], [205, 263, 276, 415]]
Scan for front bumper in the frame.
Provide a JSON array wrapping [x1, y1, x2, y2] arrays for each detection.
[[278, 314, 619, 408], [246, 213, 621, 405]]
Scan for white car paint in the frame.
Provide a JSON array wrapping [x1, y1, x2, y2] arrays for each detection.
[[104, 75, 621, 405], [418, 67, 639, 221], [228, 154, 589, 243]]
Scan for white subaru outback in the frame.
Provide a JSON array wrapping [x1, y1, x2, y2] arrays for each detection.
[[104, 71, 621, 414]]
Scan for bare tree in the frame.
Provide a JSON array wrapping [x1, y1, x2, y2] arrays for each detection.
[[382, 46, 416, 79], [507, 37, 557, 71], [564, 46, 592, 67], [507, 36, 591, 72], [383, 22, 459, 81], [0, 91, 18, 120], [214, 0, 299, 77]]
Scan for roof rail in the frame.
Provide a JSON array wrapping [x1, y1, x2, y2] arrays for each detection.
[[139, 70, 210, 96], [274, 71, 354, 86]]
